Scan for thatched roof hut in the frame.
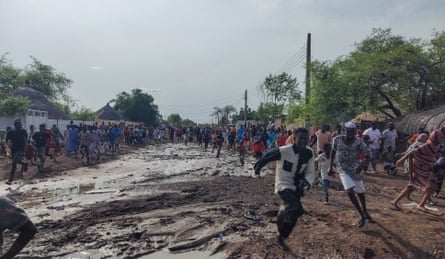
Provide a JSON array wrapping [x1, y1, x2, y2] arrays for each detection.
[[12, 87, 70, 120], [96, 103, 125, 121], [352, 112, 387, 123], [394, 105, 445, 135]]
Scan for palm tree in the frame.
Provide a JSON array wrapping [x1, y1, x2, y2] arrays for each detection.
[[212, 105, 236, 126], [221, 105, 236, 125], [211, 107, 223, 125]]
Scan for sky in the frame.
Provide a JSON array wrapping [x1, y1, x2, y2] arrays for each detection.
[[1, 0, 445, 124]]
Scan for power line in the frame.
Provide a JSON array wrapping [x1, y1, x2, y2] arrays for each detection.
[[275, 44, 306, 74], [282, 54, 306, 74], [277, 45, 305, 72]]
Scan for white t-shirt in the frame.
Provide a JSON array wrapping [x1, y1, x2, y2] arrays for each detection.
[[382, 129, 398, 150], [363, 128, 382, 149], [315, 153, 332, 180]]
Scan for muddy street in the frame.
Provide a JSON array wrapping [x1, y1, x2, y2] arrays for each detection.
[[1, 143, 445, 258]]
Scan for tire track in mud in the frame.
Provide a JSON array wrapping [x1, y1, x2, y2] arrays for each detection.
[[25, 175, 279, 257]]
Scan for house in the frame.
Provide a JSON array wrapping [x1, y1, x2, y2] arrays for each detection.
[[96, 103, 125, 126], [12, 87, 70, 120], [95, 103, 142, 127], [0, 87, 70, 130]]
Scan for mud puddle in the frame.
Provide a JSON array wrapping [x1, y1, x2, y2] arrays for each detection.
[[0, 143, 262, 257]]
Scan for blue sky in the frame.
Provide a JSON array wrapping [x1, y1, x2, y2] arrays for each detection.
[[1, 0, 444, 123]]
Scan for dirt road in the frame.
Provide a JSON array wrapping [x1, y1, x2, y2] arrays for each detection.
[[0, 143, 444, 258]]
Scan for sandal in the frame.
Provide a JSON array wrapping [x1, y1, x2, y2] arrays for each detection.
[[357, 217, 366, 228], [389, 204, 401, 211], [244, 211, 260, 221], [433, 193, 445, 199]]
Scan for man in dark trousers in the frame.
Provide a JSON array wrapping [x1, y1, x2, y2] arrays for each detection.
[[5, 119, 28, 184], [254, 128, 315, 244], [0, 196, 37, 258], [32, 124, 51, 173]]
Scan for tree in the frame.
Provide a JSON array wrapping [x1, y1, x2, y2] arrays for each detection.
[[1, 54, 74, 108], [167, 113, 182, 126], [211, 107, 222, 125], [255, 102, 283, 123], [70, 106, 97, 121], [211, 105, 236, 126], [306, 28, 445, 122], [285, 102, 306, 125], [112, 88, 161, 126], [23, 56, 73, 103], [0, 96, 30, 116], [181, 119, 196, 127], [306, 60, 363, 124], [231, 107, 255, 122], [54, 101, 73, 117], [258, 72, 300, 117], [221, 105, 236, 125], [0, 53, 21, 98]]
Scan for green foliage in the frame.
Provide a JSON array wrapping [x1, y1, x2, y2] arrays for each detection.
[[54, 101, 72, 116], [113, 88, 161, 126], [307, 28, 445, 123], [0, 96, 30, 116], [255, 102, 283, 123], [231, 107, 255, 122], [0, 54, 74, 107], [70, 106, 97, 121], [285, 102, 306, 125], [307, 60, 363, 124], [167, 113, 182, 126], [0, 54, 22, 98], [256, 72, 300, 122], [181, 118, 196, 127], [259, 72, 300, 106], [23, 57, 73, 102]]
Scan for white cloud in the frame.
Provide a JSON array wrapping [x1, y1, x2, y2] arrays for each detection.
[[89, 66, 104, 71]]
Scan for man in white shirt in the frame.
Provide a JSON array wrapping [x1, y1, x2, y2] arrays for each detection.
[[381, 122, 398, 174], [254, 128, 315, 244], [363, 122, 382, 173]]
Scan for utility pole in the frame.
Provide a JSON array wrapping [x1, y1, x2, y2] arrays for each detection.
[[305, 33, 311, 127], [244, 89, 248, 127]]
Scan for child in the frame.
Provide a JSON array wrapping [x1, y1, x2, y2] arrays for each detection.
[[251, 136, 265, 161], [238, 139, 247, 166], [358, 134, 370, 173], [381, 144, 396, 175], [315, 143, 332, 204], [212, 132, 224, 158]]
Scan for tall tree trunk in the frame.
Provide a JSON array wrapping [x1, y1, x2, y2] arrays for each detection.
[[378, 90, 402, 117]]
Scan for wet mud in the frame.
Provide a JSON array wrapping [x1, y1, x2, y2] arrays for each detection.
[[1, 143, 444, 258]]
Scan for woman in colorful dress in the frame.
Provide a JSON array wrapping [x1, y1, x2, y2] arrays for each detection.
[[391, 127, 445, 211]]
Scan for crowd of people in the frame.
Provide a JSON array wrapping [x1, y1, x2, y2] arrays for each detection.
[[250, 121, 444, 245], [1, 118, 445, 255]]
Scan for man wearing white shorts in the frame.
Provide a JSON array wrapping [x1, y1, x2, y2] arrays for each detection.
[[329, 122, 374, 228]]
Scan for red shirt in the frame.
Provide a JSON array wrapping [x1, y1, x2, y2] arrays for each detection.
[[252, 141, 265, 153], [278, 134, 287, 146]]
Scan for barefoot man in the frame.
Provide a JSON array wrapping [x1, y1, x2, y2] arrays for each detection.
[[329, 122, 374, 228]]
